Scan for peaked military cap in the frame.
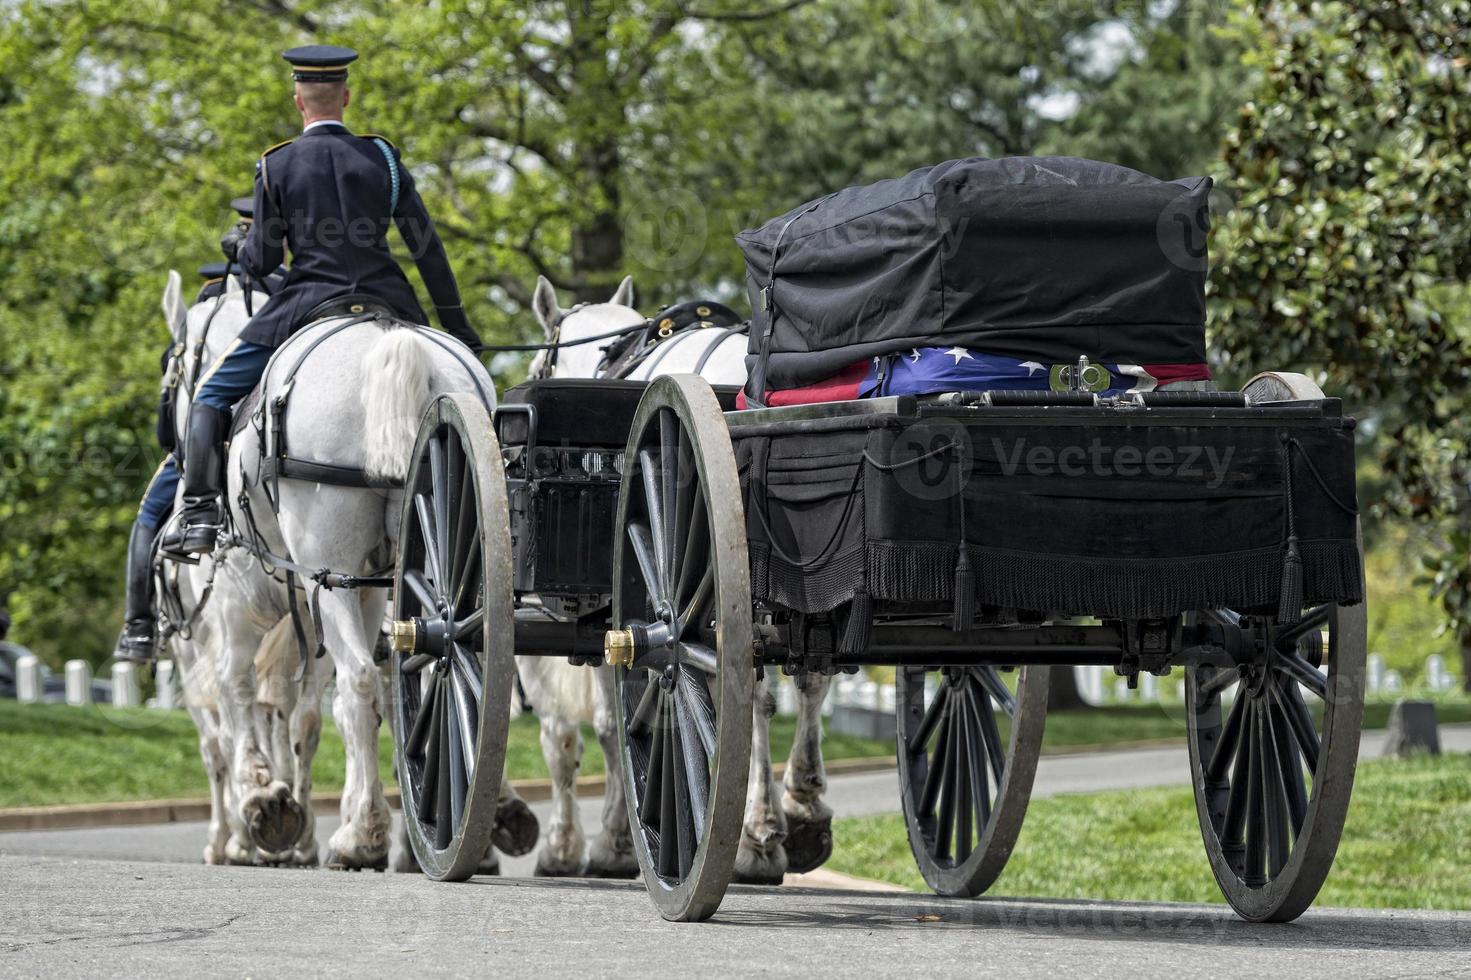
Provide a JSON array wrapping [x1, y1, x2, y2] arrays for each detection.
[[230, 196, 255, 219], [282, 45, 357, 82], [198, 262, 230, 280]]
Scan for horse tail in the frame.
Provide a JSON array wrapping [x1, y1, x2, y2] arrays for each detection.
[[360, 326, 431, 483]]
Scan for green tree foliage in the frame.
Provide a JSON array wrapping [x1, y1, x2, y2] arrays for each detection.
[[1210, 0, 1471, 685]]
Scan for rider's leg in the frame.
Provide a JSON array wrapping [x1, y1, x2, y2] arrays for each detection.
[[116, 455, 179, 663], [173, 340, 274, 555]]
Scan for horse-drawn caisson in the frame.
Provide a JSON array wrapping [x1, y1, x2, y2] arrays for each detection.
[[385, 157, 1367, 922]]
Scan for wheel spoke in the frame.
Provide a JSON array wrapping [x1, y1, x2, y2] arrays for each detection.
[[935, 698, 960, 861], [678, 563, 713, 636], [919, 706, 951, 817], [1277, 652, 1329, 700], [447, 437, 475, 588], [404, 568, 438, 615], [669, 689, 699, 875], [407, 670, 441, 759], [1243, 703, 1267, 885], [448, 654, 480, 777], [434, 683, 455, 849], [1259, 698, 1291, 877], [1206, 690, 1248, 785], [906, 681, 950, 755], [430, 434, 451, 595], [1267, 681, 1309, 837], [627, 676, 660, 740], [1198, 665, 1241, 704], [657, 701, 681, 880], [446, 675, 468, 837], [1274, 604, 1332, 651], [954, 685, 976, 862], [960, 682, 992, 830], [452, 643, 484, 705], [402, 652, 435, 674], [413, 494, 444, 592], [969, 674, 1008, 780], [638, 449, 670, 599], [639, 692, 667, 826], [1221, 699, 1254, 849], [627, 522, 664, 602], [677, 668, 718, 762], [678, 641, 718, 675], [973, 667, 1016, 716], [454, 606, 484, 641], [417, 679, 443, 824], [452, 542, 482, 617], [658, 409, 679, 589], [1279, 679, 1322, 774]]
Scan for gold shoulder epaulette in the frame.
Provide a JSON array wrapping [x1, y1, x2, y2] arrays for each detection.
[[258, 138, 294, 189]]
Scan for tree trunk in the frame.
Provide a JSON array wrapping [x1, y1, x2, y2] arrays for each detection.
[[1460, 625, 1471, 696], [1046, 665, 1093, 711]]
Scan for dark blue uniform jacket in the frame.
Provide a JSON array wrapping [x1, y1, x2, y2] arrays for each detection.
[[236, 122, 477, 349]]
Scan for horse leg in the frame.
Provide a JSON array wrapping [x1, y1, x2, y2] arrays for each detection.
[[734, 671, 788, 884], [533, 712, 586, 876], [217, 611, 303, 857], [189, 703, 230, 866], [493, 774, 539, 859], [322, 588, 391, 871], [283, 642, 330, 868], [781, 672, 834, 873], [585, 665, 637, 878]]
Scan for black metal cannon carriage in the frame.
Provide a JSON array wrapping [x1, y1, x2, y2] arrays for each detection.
[[384, 158, 1366, 922]]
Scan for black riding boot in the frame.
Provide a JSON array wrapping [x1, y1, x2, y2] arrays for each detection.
[[115, 520, 158, 664], [172, 403, 231, 556]]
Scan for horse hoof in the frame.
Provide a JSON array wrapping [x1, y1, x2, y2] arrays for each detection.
[[782, 813, 832, 874], [583, 847, 639, 880], [245, 784, 306, 855], [223, 837, 256, 867], [492, 798, 540, 857], [391, 846, 422, 875], [533, 849, 584, 878], [733, 841, 787, 886], [325, 848, 389, 872]]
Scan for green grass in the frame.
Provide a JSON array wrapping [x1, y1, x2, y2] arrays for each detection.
[[5, 694, 1470, 809], [0, 699, 893, 808], [827, 752, 1471, 910]]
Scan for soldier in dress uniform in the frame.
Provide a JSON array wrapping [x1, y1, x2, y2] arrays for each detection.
[[169, 45, 483, 557]]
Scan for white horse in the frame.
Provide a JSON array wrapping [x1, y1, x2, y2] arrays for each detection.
[[155, 269, 320, 866], [210, 309, 539, 870], [520, 275, 835, 883]]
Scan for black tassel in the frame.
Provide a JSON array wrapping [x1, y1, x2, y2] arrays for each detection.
[[952, 547, 975, 632], [839, 587, 873, 655], [1278, 535, 1303, 624]]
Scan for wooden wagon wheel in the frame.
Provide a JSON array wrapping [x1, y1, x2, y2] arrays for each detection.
[[611, 374, 753, 922], [390, 393, 517, 881], [896, 665, 1048, 896]]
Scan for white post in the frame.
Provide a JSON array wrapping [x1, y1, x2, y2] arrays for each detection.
[[154, 659, 177, 710], [64, 660, 93, 706], [1366, 653, 1385, 695], [16, 655, 42, 704], [1425, 654, 1448, 693], [1139, 673, 1158, 703], [1383, 669, 1402, 695], [111, 662, 140, 708]]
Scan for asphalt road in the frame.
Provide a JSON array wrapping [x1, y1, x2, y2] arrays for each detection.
[[3, 727, 1469, 977], [4, 854, 1469, 978]]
